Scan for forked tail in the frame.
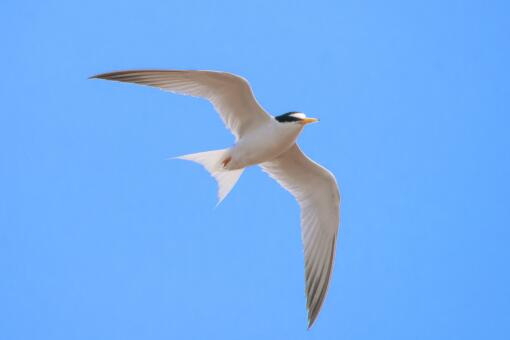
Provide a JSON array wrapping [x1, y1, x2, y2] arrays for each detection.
[[175, 149, 244, 205]]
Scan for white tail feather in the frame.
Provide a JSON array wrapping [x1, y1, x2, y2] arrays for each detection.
[[175, 149, 244, 204]]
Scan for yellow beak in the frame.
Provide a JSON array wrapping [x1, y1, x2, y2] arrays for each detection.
[[301, 117, 319, 125]]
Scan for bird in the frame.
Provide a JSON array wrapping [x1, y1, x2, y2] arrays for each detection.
[[90, 70, 340, 328]]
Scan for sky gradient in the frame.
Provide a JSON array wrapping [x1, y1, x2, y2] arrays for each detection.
[[1, 1, 509, 339]]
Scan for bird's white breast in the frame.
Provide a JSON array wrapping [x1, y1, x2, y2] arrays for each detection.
[[226, 120, 303, 169]]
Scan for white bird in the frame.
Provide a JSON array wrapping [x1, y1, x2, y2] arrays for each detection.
[[91, 70, 341, 328]]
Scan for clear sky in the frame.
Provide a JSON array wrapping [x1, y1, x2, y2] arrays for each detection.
[[1, 0, 509, 339]]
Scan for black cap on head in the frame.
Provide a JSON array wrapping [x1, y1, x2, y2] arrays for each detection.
[[275, 111, 305, 123]]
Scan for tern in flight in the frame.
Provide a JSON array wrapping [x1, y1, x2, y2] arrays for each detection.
[[91, 70, 341, 328]]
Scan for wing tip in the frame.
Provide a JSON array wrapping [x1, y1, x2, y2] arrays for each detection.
[[306, 302, 322, 329], [88, 72, 114, 80], [304, 234, 338, 329], [307, 315, 317, 330], [89, 69, 180, 81], [88, 71, 125, 80]]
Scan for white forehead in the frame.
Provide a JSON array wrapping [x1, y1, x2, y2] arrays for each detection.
[[289, 112, 306, 119]]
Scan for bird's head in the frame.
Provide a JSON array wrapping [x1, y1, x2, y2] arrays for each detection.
[[275, 112, 319, 125]]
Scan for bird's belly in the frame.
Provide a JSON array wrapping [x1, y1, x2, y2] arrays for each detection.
[[227, 125, 301, 169], [232, 144, 286, 168]]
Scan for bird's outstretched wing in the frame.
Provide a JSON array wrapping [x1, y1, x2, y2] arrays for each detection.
[[260, 144, 340, 328], [91, 70, 272, 140]]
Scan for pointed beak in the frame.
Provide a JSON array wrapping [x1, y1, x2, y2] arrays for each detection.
[[301, 117, 319, 125]]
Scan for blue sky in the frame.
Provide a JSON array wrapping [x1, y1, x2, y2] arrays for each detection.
[[1, 0, 509, 339]]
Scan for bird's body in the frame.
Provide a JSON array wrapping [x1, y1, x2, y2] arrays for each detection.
[[223, 119, 303, 170], [91, 69, 341, 328]]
